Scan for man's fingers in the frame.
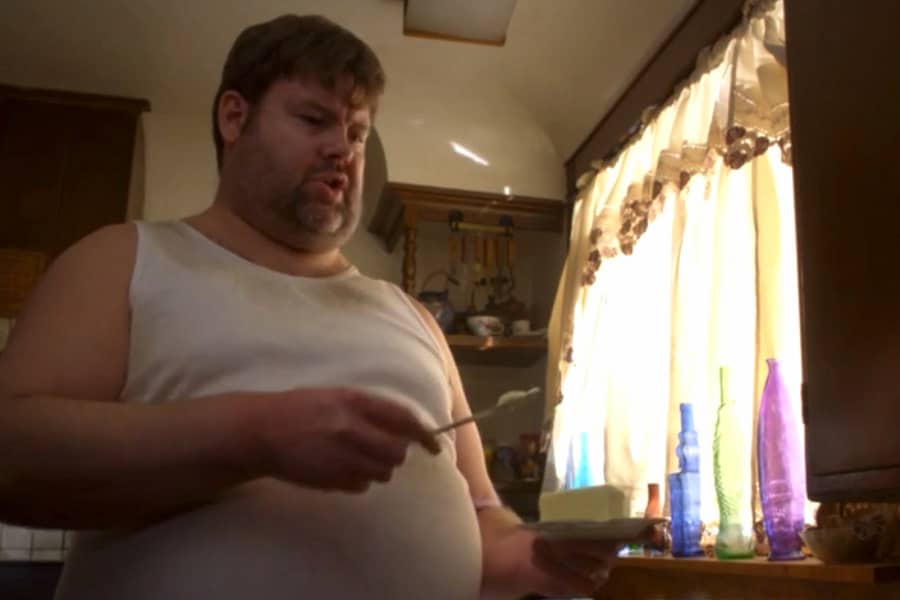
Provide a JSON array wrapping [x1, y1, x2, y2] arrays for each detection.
[[356, 394, 441, 454], [543, 539, 621, 560], [346, 423, 410, 467], [531, 542, 598, 596]]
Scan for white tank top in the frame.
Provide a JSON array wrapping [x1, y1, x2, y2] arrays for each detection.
[[55, 221, 483, 600]]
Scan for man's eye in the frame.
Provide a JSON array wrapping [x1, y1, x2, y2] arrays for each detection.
[[300, 115, 323, 125]]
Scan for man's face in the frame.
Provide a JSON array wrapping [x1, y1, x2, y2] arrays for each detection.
[[221, 76, 372, 253]]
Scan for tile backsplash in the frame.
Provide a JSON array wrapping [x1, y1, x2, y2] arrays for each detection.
[[1, 321, 66, 561], [0, 524, 71, 561]]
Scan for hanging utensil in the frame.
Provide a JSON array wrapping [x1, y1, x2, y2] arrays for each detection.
[[462, 234, 477, 313], [507, 234, 517, 296], [472, 233, 484, 311], [448, 234, 459, 281], [484, 235, 496, 300], [495, 236, 508, 300]]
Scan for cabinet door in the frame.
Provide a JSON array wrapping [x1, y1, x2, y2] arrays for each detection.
[[0, 95, 138, 259], [0, 98, 72, 253], [786, 1, 900, 500]]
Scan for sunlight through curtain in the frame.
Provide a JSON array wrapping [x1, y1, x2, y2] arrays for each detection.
[[543, 0, 809, 526]]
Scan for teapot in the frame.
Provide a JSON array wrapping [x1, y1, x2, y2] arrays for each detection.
[[417, 270, 457, 333]]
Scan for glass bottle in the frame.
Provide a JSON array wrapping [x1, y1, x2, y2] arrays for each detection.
[[758, 358, 806, 561], [669, 403, 704, 557], [713, 367, 755, 559]]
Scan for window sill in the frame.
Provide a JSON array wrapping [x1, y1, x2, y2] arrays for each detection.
[[600, 556, 900, 599]]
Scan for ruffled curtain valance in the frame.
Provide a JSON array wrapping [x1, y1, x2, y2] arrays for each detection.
[[543, 0, 810, 527]]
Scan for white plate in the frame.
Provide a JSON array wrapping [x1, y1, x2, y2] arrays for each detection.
[[521, 517, 666, 543]]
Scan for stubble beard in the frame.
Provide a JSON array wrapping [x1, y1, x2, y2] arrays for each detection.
[[264, 182, 362, 254], [274, 185, 347, 236]]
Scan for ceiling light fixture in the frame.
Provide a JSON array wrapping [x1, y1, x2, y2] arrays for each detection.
[[404, 0, 517, 47]]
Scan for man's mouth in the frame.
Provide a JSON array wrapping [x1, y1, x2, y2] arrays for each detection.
[[310, 172, 349, 194]]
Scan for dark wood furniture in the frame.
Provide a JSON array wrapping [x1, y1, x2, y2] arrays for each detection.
[[0, 84, 149, 263], [785, 0, 900, 502]]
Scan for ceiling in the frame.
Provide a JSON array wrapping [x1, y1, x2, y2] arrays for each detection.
[[0, 0, 697, 161]]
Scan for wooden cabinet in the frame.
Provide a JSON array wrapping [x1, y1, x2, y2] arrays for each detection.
[[785, 2, 900, 501], [0, 84, 149, 262], [369, 182, 566, 366]]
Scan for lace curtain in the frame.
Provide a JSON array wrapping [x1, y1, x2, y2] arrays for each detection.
[[543, 0, 809, 523]]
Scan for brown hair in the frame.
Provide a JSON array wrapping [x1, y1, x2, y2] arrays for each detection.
[[212, 14, 385, 169]]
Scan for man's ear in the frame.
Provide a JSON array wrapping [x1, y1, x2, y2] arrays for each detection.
[[217, 90, 251, 146]]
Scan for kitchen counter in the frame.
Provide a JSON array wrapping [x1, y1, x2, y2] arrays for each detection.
[[0, 560, 62, 600]]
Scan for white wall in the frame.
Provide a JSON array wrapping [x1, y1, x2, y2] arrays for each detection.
[[377, 65, 566, 199], [141, 112, 218, 220], [140, 68, 568, 222]]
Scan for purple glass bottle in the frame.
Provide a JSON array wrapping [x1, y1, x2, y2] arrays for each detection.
[[758, 358, 806, 561]]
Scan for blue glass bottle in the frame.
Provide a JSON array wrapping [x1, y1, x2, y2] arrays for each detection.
[[669, 403, 704, 557]]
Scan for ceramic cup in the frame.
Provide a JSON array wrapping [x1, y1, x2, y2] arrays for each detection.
[[466, 315, 504, 337], [511, 319, 531, 335]]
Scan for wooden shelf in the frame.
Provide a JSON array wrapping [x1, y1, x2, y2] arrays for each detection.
[[446, 334, 547, 367], [368, 182, 565, 253], [617, 555, 900, 585]]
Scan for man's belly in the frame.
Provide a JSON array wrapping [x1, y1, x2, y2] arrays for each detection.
[[55, 449, 483, 600]]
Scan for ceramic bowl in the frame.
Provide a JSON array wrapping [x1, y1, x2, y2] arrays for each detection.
[[800, 526, 878, 564], [466, 315, 504, 337]]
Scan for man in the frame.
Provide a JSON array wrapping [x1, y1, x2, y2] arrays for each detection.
[[0, 15, 616, 599]]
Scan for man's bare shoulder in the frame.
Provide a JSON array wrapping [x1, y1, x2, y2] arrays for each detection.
[[53, 222, 138, 274], [0, 223, 138, 401]]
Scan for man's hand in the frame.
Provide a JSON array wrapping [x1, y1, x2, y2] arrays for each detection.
[[251, 388, 441, 493], [479, 507, 618, 599]]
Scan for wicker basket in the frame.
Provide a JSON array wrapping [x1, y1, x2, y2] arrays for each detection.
[[0, 248, 48, 318]]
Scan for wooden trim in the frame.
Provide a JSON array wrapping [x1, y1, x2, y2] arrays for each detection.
[[368, 182, 565, 253], [564, 0, 744, 194], [0, 83, 150, 114], [402, 27, 506, 47], [607, 556, 900, 599], [618, 556, 900, 585], [446, 334, 547, 367]]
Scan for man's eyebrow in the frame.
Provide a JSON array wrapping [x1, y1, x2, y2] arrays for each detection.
[[292, 100, 337, 117]]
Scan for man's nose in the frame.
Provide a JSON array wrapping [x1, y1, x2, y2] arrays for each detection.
[[321, 127, 353, 162]]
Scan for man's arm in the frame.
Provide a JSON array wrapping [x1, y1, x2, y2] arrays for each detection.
[[414, 304, 615, 599], [0, 225, 259, 528], [0, 226, 438, 530]]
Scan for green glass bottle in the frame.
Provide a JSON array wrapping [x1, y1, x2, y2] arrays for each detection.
[[713, 367, 755, 559]]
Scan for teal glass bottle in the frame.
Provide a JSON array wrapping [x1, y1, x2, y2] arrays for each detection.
[[713, 367, 755, 559]]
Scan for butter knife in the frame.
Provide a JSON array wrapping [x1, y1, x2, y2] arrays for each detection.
[[432, 387, 542, 434]]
